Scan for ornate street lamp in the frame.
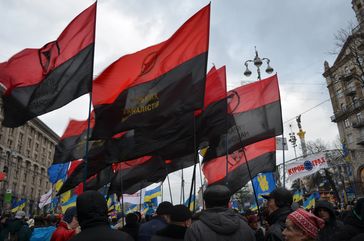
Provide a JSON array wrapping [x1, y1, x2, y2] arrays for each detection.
[[244, 47, 274, 80]]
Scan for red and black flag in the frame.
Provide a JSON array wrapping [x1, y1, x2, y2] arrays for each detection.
[[53, 113, 96, 164], [203, 74, 283, 161], [0, 3, 96, 127], [202, 138, 276, 193], [91, 4, 210, 138]]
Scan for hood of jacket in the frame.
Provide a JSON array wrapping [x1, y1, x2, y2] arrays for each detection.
[[76, 190, 109, 229], [199, 208, 242, 235]]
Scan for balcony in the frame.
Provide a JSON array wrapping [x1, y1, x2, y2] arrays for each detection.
[[357, 136, 364, 145], [344, 86, 356, 96], [352, 119, 364, 128], [331, 100, 364, 122], [340, 73, 354, 82]]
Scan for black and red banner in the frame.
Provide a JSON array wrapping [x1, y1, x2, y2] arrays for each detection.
[[91, 4, 210, 138], [203, 74, 282, 161], [0, 3, 96, 127], [202, 138, 276, 193]]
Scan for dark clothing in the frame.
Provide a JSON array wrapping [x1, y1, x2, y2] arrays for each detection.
[[185, 207, 255, 241], [50, 221, 75, 241], [69, 191, 133, 241], [120, 223, 139, 241], [333, 211, 364, 241], [313, 200, 343, 241], [151, 224, 186, 241], [265, 206, 292, 241], [7, 219, 32, 241], [138, 217, 167, 241]]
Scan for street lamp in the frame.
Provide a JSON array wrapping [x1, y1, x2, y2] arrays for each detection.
[[244, 47, 274, 80]]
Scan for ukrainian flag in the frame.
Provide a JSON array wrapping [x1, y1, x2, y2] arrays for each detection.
[[250, 203, 258, 211], [125, 204, 138, 214], [61, 195, 77, 213], [11, 199, 27, 213], [184, 195, 196, 211], [293, 190, 303, 202], [144, 186, 161, 202], [303, 194, 315, 210]]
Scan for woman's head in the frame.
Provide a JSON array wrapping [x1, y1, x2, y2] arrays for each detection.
[[283, 208, 324, 241]]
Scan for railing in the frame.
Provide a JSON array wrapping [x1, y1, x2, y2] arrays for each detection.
[[352, 119, 364, 128], [344, 86, 356, 96], [357, 136, 364, 145], [331, 99, 364, 122]]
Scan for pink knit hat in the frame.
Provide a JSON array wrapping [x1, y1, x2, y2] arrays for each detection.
[[287, 208, 325, 239]]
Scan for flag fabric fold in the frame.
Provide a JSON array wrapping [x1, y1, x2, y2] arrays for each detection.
[[0, 3, 96, 127]]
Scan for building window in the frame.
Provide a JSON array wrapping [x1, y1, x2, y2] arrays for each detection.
[[12, 182, 17, 194], [7, 139, 13, 147], [14, 169, 19, 179], [32, 176, 35, 185], [348, 134, 353, 144], [22, 185, 26, 195], [23, 172, 27, 182], [27, 138, 32, 148], [357, 112, 362, 122], [30, 188, 34, 198], [344, 119, 351, 128]]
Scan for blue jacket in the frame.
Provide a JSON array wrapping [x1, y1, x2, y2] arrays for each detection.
[[138, 216, 167, 241], [30, 226, 56, 241]]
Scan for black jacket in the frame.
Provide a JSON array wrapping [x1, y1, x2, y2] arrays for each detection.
[[69, 191, 133, 241], [120, 223, 139, 241], [333, 210, 364, 241], [265, 206, 292, 241], [184, 207, 255, 241], [313, 200, 343, 241], [151, 224, 187, 241]]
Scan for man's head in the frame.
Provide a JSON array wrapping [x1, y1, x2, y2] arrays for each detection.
[[262, 188, 293, 214], [203, 185, 231, 208], [63, 206, 78, 229], [156, 201, 173, 223], [76, 190, 108, 229], [15, 211, 26, 220], [169, 205, 192, 228]]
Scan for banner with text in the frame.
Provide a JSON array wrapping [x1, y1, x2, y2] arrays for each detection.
[[286, 153, 328, 181]]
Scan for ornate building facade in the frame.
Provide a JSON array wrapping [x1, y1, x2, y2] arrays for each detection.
[[323, 0, 364, 194], [0, 99, 59, 214]]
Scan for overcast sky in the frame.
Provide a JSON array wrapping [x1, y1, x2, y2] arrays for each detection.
[[0, 0, 357, 202]]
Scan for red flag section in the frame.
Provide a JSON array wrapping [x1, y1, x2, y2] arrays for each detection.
[[202, 138, 276, 193], [91, 4, 210, 138], [0, 3, 96, 127]]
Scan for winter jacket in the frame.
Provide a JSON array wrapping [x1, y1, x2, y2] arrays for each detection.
[[151, 224, 187, 241], [313, 200, 343, 241], [120, 223, 139, 241], [7, 219, 32, 241], [68, 191, 133, 241], [50, 222, 75, 241], [332, 210, 364, 241], [30, 226, 56, 241], [138, 217, 167, 241], [184, 207, 256, 241], [265, 206, 292, 241]]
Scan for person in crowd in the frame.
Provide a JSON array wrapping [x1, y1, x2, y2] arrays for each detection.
[[333, 198, 364, 241], [185, 185, 255, 241], [151, 204, 191, 241], [68, 190, 133, 241], [313, 200, 343, 241], [247, 215, 265, 241], [138, 201, 173, 241], [134, 212, 143, 223], [282, 208, 325, 241], [51, 207, 79, 241], [120, 213, 140, 240], [262, 187, 293, 241], [7, 210, 32, 241], [0, 211, 12, 241]]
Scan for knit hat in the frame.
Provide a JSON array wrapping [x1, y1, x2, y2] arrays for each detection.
[[63, 206, 77, 224], [287, 208, 325, 239], [170, 205, 192, 222], [156, 201, 173, 215]]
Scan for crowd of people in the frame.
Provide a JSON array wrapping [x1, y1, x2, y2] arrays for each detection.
[[0, 186, 363, 241]]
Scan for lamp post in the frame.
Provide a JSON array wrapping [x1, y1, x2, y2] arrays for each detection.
[[243, 47, 274, 80]]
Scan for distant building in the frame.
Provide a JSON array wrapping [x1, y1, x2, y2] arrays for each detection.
[[0, 98, 59, 214], [323, 0, 364, 194]]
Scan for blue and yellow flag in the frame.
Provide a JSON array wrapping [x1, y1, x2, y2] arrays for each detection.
[[303, 194, 316, 210], [11, 198, 27, 213], [61, 195, 77, 213], [184, 195, 197, 211], [144, 186, 161, 202], [252, 172, 276, 199], [250, 203, 258, 211], [125, 204, 138, 214], [48, 163, 69, 184], [293, 190, 304, 202]]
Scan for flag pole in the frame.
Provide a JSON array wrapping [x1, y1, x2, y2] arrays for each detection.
[[167, 175, 173, 204], [188, 116, 198, 211], [282, 134, 286, 188], [83, 2, 97, 189], [198, 161, 205, 210]]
